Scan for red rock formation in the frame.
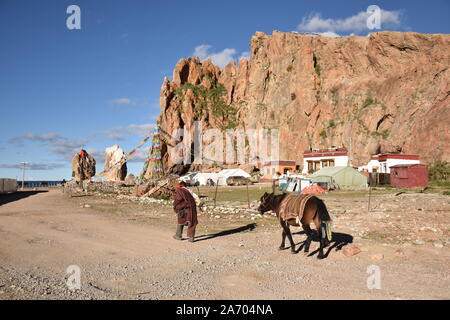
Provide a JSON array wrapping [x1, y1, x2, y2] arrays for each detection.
[[157, 31, 450, 170]]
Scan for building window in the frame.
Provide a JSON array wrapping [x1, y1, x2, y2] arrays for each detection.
[[315, 161, 321, 170]]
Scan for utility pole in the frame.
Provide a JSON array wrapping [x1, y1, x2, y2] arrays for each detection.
[[20, 162, 28, 189]]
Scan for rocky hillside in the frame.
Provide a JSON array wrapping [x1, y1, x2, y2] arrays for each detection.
[[157, 31, 450, 170]]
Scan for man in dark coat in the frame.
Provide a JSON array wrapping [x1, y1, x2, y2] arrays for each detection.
[[173, 181, 198, 242]]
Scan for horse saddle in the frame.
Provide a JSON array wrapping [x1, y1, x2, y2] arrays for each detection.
[[279, 194, 314, 222]]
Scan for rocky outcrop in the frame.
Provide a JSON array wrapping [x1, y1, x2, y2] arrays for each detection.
[[104, 145, 127, 181], [71, 149, 96, 181], [125, 174, 136, 185], [158, 31, 450, 169]]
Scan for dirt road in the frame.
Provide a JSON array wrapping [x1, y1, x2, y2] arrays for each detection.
[[0, 189, 449, 299]]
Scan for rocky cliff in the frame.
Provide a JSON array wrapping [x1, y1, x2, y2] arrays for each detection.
[[157, 31, 450, 170]]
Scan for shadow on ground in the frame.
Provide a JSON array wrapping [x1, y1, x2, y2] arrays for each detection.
[[194, 223, 257, 242], [289, 230, 353, 258], [0, 190, 48, 206]]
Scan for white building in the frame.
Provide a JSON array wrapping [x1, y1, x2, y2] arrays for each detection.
[[362, 153, 420, 174], [302, 147, 349, 174]]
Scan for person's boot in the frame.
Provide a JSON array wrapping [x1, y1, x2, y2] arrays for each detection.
[[173, 225, 183, 240]]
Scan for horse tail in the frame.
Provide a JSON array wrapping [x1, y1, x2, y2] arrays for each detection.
[[316, 198, 333, 241], [316, 198, 331, 222]]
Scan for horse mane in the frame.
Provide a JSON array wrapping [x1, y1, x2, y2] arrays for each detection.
[[269, 192, 288, 214]]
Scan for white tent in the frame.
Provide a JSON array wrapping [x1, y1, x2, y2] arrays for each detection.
[[191, 172, 219, 186], [216, 168, 251, 185]]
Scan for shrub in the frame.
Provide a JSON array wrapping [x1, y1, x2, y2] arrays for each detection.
[[319, 130, 327, 138], [328, 120, 336, 129], [362, 96, 375, 109], [429, 161, 450, 181]]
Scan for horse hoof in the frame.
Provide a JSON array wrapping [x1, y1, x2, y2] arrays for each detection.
[[278, 246, 285, 251], [290, 250, 297, 254], [317, 255, 324, 260]]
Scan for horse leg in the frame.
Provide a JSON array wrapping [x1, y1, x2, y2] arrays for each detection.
[[285, 224, 296, 254], [302, 224, 313, 253], [280, 220, 296, 253], [317, 238, 325, 259], [313, 216, 325, 259], [279, 229, 287, 250]]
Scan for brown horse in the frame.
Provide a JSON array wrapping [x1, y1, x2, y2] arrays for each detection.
[[258, 192, 332, 259]]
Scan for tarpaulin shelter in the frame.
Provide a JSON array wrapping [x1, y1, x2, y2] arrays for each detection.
[[280, 177, 312, 193], [301, 184, 328, 194], [310, 166, 367, 188], [216, 168, 251, 185], [190, 172, 220, 186]]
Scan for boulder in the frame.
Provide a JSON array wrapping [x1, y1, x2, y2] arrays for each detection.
[[104, 144, 127, 181], [342, 244, 361, 257], [71, 149, 96, 182], [125, 174, 136, 185], [370, 253, 384, 261]]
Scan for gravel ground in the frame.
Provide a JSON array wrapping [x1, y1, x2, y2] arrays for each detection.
[[0, 189, 449, 300]]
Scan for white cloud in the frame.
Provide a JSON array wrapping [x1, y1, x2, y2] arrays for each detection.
[[297, 9, 402, 36], [108, 98, 137, 106], [239, 51, 251, 60], [86, 148, 106, 162], [0, 163, 65, 171], [127, 148, 149, 163], [193, 44, 213, 60], [193, 45, 247, 69], [101, 123, 156, 141], [318, 31, 341, 38], [9, 133, 63, 144], [45, 140, 87, 148], [41, 139, 87, 161]]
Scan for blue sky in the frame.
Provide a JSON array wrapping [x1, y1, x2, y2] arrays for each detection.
[[0, 0, 449, 181]]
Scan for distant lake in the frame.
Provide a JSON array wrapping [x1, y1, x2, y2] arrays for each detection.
[[18, 180, 62, 188]]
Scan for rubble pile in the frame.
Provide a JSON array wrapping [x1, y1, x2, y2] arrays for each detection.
[[132, 179, 177, 198], [125, 174, 136, 185], [87, 181, 131, 195]]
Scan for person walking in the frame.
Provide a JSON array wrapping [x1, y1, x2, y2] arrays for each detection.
[[172, 181, 198, 242]]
